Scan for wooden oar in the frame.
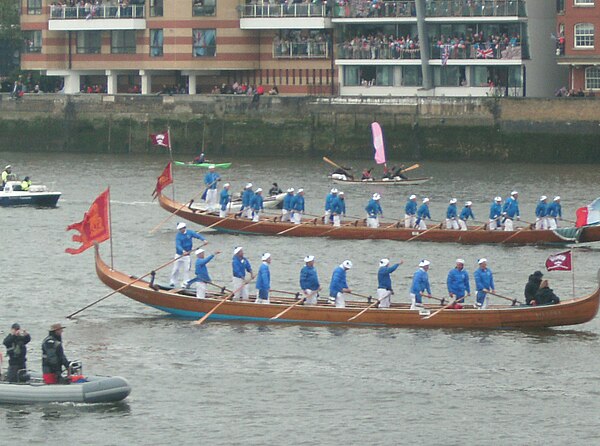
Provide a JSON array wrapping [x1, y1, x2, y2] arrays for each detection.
[[276, 216, 320, 235], [271, 289, 319, 320], [406, 222, 442, 242], [66, 250, 192, 319], [487, 290, 521, 306], [319, 219, 361, 236], [323, 156, 344, 170], [399, 163, 420, 174], [193, 276, 256, 326], [473, 215, 501, 231], [421, 293, 445, 304], [347, 294, 386, 321], [198, 212, 239, 233], [348, 291, 372, 300], [500, 227, 530, 244], [423, 298, 457, 320]]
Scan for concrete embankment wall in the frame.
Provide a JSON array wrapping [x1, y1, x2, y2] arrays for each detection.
[[0, 94, 598, 163]]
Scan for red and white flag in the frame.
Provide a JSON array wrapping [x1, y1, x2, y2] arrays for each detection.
[[545, 250, 572, 271], [477, 48, 494, 59], [150, 130, 171, 149], [65, 188, 111, 255], [576, 197, 600, 227], [152, 162, 173, 199]]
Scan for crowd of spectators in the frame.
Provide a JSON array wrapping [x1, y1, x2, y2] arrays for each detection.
[[338, 34, 421, 59], [50, 0, 145, 19], [273, 31, 330, 58]]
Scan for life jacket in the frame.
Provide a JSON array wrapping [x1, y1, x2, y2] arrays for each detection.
[[42, 335, 61, 367]]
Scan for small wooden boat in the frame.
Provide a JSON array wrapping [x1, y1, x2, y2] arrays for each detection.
[[330, 175, 432, 186], [0, 181, 61, 207], [157, 192, 600, 245], [174, 161, 231, 169], [190, 192, 286, 212], [94, 246, 600, 329]]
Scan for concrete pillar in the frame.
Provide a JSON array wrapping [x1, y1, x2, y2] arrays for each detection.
[[415, 0, 433, 90], [188, 74, 197, 95], [64, 72, 81, 94], [106, 70, 118, 94], [140, 70, 151, 95]]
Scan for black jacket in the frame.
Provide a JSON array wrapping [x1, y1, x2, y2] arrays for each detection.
[[524, 274, 542, 305], [3, 332, 31, 367], [535, 287, 561, 306], [41, 332, 70, 375]]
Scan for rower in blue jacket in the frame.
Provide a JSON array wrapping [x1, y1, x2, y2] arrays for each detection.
[[232, 246, 253, 300], [256, 253, 272, 304], [329, 260, 352, 308], [185, 248, 221, 299], [459, 201, 475, 231], [446, 259, 471, 307], [241, 183, 254, 219], [547, 196, 562, 230], [291, 188, 305, 224], [219, 183, 231, 218], [535, 195, 549, 230], [488, 196, 503, 230], [300, 255, 321, 305], [330, 192, 346, 227], [474, 258, 495, 309], [203, 165, 221, 210], [502, 191, 520, 231], [324, 188, 337, 224], [416, 198, 431, 229], [377, 258, 402, 308], [170, 222, 207, 288], [365, 193, 383, 228], [410, 259, 431, 310], [282, 188, 295, 222], [404, 194, 418, 228], [446, 198, 459, 230], [250, 188, 264, 222]]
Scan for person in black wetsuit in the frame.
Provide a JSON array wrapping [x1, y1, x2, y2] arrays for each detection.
[[42, 323, 71, 384], [534, 280, 560, 306], [3, 323, 31, 382], [269, 183, 282, 196], [524, 270, 543, 305]]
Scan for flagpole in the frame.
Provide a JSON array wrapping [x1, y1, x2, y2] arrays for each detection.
[[108, 186, 114, 270], [571, 248, 575, 298], [168, 125, 175, 200]]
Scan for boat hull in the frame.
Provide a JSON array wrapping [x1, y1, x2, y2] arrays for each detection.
[[174, 161, 231, 169], [95, 246, 600, 329], [331, 177, 431, 186], [0, 192, 61, 207]]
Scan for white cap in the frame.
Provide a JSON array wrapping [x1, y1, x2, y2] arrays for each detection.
[[478, 258, 487, 264], [208, 164, 216, 169], [423, 198, 430, 203], [331, 188, 338, 194], [223, 183, 230, 188], [450, 198, 457, 204], [379, 258, 390, 267], [262, 252, 271, 261], [245, 183, 253, 189], [419, 259, 430, 267], [233, 246, 243, 255], [373, 193, 381, 201], [297, 188, 304, 193], [511, 191, 518, 196], [494, 196, 502, 202], [456, 258, 465, 264], [177, 222, 186, 230], [540, 195, 547, 201], [465, 201, 472, 206], [339, 191, 345, 196], [195, 248, 205, 256], [287, 187, 294, 193], [409, 194, 416, 200], [554, 196, 561, 201], [304, 255, 315, 263], [4, 165, 11, 169], [256, 188, 263, 193], [342, 260, 353, 269]]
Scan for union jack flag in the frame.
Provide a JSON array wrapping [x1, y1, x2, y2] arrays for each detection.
[[477, 48, 494, 59], [441, 45, 450, 66]]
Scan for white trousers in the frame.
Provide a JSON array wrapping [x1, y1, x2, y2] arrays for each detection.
[[367, 216, 379, 228], [335, 292, 346, 308], [205, 189, 218, 208], [170, 255, 191, 287], [535, 218, 544, 230], [255, 295, 270, 304], [292, 212, 302, 224], [404, 214, 416, 228], [458, 219, 468, 231], [281, 209, 291, 222], [196, 282, 207, 299], [377, 289, 392, 308], [232, 277, 250, 300], [244, 207, 253, 219], [333, 215, 341, 227], [409, 292, 423, 310], [417, 220, 427, 230], [488, 219, 501, 230], [504, 218, 514, 231], [446, 219, 459, 230], [548, 218, 558, 230], [252, 210, 260, 222], [304, 289, 318, 305], [219, 209, 228, 218], [324, 210, 331, 224]]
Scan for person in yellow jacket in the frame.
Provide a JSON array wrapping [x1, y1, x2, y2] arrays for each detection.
[[20, 177, 31, 191]]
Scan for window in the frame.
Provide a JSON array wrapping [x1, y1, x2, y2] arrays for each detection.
[[150, 29, 163, 57], [111, 31, 136, 54], [23, 31, 42, 53], [193, 0, 216, 16], [77, 31, 101, 54], [401, 67, 422, 86], [574, 0, 594, 5], [150, 0, 163, 17], [585, 66, 600, 89], [27, 0, 42, 14], [376, 67, 394, 86], [193, 29, 216, 57], [575, 23, 594, 47]]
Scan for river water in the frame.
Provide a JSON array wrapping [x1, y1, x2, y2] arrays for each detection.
[[1, 152, 599, 445]]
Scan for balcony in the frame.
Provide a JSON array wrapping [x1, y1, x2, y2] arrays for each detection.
[[273, 41, 330, 58], [48, 5, 146, 31], [239, 3, 332, 29]]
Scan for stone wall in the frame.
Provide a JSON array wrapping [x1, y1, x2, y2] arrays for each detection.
[[0, 94, 598, 162]]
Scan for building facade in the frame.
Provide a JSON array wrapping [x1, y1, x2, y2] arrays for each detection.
[[20, 0, 564, 97], [556, 0, 600, 94]]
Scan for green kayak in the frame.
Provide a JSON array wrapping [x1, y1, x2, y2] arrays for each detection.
[[174, 161, 232, 169]]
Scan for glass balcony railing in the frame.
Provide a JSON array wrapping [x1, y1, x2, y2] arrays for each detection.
[[240, 4, 328, 18], [49, 4, 145, 19], [337, 43, 421, 59], [273, 41, 329, 58]]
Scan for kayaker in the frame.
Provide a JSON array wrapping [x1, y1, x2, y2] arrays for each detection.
[[446, 259, 471, 309], [193, 152, 206, 164], [169, 222, 207, 288], [300, 255, 321, 305], [331, 166, 353, 181], [392, 164, 408, 180], [361, 168, 373, 181], [404, 194, 418, 228], [255, 253, 272, 304], [185, 248, 221, 299], [232, 246, 254, 301], [3, 323, 31, 383], [269, 183, 282, 196], [365, 193, 383, 228], [203, 165, 221, 210], [410, 259, 431, 310], [329, 260, 352, 308], [474, 258, 495, 309], [377, 258, 402, 308], [42, 323, 70, 384]]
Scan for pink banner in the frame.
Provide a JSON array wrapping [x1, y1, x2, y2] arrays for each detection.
[[371, 122, 386, 164]]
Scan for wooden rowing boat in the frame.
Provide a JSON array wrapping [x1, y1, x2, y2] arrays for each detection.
[[157, 192, 600, 245], [330, 176, 432, 186], [94, 246, 599, 329]]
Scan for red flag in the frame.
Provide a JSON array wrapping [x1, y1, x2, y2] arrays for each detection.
[[545, 250, 572, 271], [150, 130, 170, 149], [152, 162, 173, 199], [66, 189, 111, 255], [576, 206, 589, 227]]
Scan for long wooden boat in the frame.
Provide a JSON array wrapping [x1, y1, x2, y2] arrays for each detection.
[[331, 176, 432, 186], [95, 246, 599, 329], [174, 161, 231, 169], [157, 192, 600, 245]]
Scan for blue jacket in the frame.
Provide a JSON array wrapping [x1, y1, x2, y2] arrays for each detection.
[[251, 194, 264, 211], [292, 194, 305, 212], [474, 267, 494, 291], [300, 265, 320, 290], [447, 268, 470, 297], [331, 196, 345, 215], [204, 171, 220, 190], [232, 255, 252, 279], [547, 202, 562, 218], [405, 200, 417, 215], [365, 199, 383, 217], [219, 189, 230, 211], [378, 263, 400, 290], [417, 203, 431, 220], [535, 201, 548, 218], [446, 204, 458, 219], [175, 230, 206, 255], [283, 192, 295, 211], [489, 202, 502, 220], [502, 197, 520, 218], [410, 268, 431, 295], [460, 206, 475, 221], [256, 262, 270, 291], [187, 254, 216, 284], [241, 189, 254, 209], [325, 193, 337, 211], [329, 266, 349, 297]]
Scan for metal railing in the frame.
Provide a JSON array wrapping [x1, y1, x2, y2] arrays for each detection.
[[49, 5, 145, 19], [337, 43, 421, 59], [433, 42, 524, 60], [240, 4, 328, 18], [273, 41, 329, 58]]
